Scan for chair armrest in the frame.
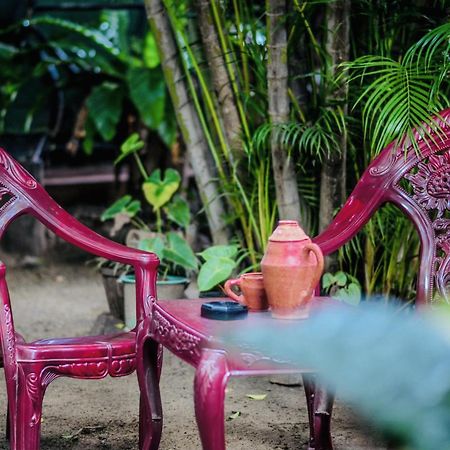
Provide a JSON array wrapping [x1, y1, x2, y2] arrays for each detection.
[[30, 199, 159, 270]]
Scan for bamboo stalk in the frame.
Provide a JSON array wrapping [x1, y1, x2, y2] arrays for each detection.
[[266, 0, 301, 222], [232, 0, 250, 93], [144, 0, 229, 245], [194, 0, 245, 160], [162, 0, 232, 164], [319, 0, 350, 272], [209, 0, 251, 144]]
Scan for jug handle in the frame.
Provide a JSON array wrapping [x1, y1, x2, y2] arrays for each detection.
[[302, 243, 324, 290], [224, 278, 245, 305]]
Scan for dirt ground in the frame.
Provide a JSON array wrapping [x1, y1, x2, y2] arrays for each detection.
[[0, 255, 387, 450]]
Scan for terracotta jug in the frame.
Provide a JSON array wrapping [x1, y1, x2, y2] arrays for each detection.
[[261, 220, 324, 319]]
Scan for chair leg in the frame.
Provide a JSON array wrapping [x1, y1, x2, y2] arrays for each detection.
[[303, 374, 334, 450], [6, 403, 10, 442], [137, 337, 163, 450], [194, 350, 230, 450], [4, 373, 19, 448], [13, 369, 46, 450]]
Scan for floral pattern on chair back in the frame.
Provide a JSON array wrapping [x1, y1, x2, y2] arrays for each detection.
[[315, 109, 450, 306]]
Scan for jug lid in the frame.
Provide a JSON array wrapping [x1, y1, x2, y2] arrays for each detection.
[[269, 220, 309, 242]]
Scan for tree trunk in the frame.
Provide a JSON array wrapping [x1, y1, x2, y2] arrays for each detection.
[[319, 0, 350, 271], [193, 0, 243, 161], [267, 0, 302, 222], [145, 0, 229, 245]]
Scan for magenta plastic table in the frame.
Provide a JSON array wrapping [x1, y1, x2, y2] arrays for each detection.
[[147, 297, 338, 450], [140, 108, 450, 450]]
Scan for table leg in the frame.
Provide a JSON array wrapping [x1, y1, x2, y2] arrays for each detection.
[[303, 374, 334, 450], [194, 350, 230, 450], [137, 335, 163, 450]]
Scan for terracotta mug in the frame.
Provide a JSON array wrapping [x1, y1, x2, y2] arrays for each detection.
[[224, 272, 269, 311]]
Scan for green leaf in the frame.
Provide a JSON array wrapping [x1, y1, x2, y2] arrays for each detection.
[[347, 54, 448, 155], [157, 115, 177, 148], [163, 232, 198, 271], [101, 195, 141, 221], [143, 32, 160, 68], [322, 273, 335, 290], [142, 169, 181, 210], [198, 245, 239, 261], [99, 10, 130, 55], [345, 283, 362, 305], [30, 16, 126, 62], [198, 257, 236, 292], [334, 284, 361, 306], [86, 82, 123, 141], [115, 133, 145, 164], [166, 196, 190, 228], [229, 305, 450, 450], [126, 200, 141, 217], [82, 116, 96, 155], [335, 271, 347, 287], [127, 67, 165, 129], [139, 236, 165, 260]]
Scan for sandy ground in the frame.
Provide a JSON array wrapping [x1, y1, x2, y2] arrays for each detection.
[[0, 258, 387, 450]]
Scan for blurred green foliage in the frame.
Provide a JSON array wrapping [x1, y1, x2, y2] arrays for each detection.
[[230, 304, 450, 450], [0, 6, 176, 151]]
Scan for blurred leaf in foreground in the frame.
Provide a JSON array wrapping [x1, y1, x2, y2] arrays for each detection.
[[226, 304, 450, 450]]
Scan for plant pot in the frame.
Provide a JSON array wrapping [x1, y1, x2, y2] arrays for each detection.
[[100, 267, 125, 321], [157, 276, 189, 300], [125, 229, 157, 248], [120, 274, 189, 330]]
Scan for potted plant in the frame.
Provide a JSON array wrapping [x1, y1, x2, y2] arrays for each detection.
[[95, 259, 128, 322], [101, 134, 240, 327]]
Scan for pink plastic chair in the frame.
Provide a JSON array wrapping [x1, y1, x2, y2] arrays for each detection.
[[0, 148, 161, 450], [137, 109, 450, 450], [314, 108, 450, 306]]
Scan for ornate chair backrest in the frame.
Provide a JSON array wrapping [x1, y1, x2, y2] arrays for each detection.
[[315, 109, 450, 306], [0, 149, 102, 247], [0, 147, 158, 322]]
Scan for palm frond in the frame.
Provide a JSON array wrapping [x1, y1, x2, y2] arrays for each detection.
[[404, 22, 450, 70], [347, 53, 450, 155], [252, 107, 346, 160]]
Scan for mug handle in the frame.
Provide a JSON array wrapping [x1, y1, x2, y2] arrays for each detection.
[[224, 278, 245, 304], [302, 243, 324, 290]]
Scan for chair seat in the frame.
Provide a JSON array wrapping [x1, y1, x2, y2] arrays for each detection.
[[15, 332, 136, 378]]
